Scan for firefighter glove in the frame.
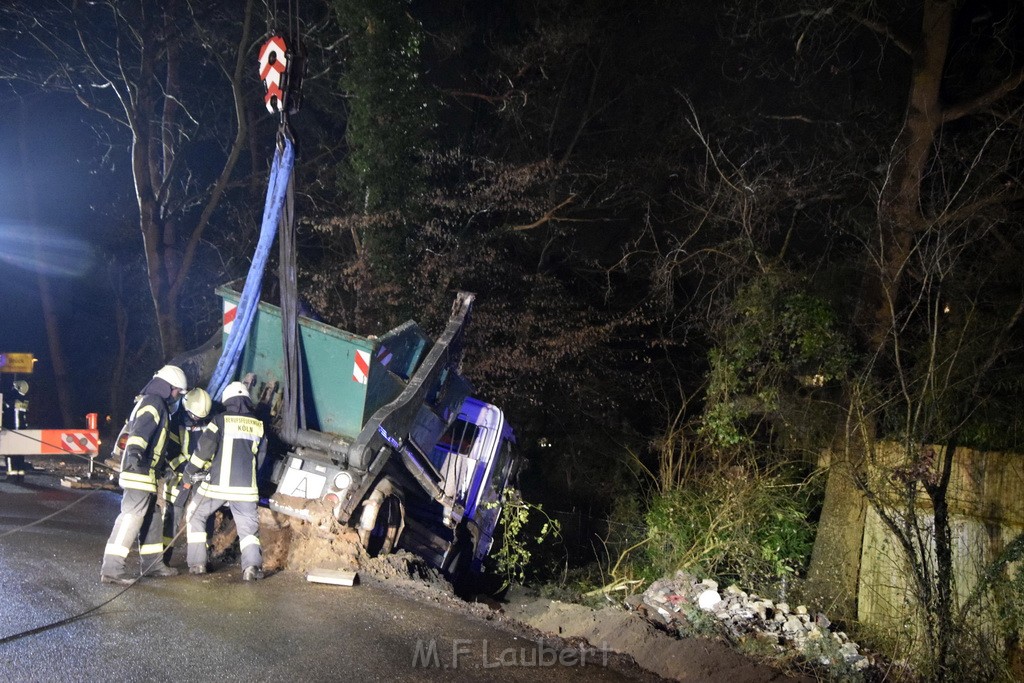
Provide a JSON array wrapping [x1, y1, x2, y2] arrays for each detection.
[[172, 482, 191, 508], [122, 449, 144, 473]]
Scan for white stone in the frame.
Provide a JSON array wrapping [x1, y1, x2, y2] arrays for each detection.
[[700, 578, 719, 591], [783, 616, 805, 633], [851, 656, 870, 670], [697, 589, 722, 611]]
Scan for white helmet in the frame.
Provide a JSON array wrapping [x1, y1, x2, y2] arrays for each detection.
[[154, 365, 188, 391], [221, 381, 250, 402], [12, 380, 28, 395], [183, 388, 212, 419]]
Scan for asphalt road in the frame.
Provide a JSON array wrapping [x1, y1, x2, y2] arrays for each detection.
[[0, 473, 654, 682]]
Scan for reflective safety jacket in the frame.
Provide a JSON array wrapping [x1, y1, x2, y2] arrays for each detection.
[[186, 412, 265, 503], [119, 395, 172, 493], [164, 414, 208, 504]]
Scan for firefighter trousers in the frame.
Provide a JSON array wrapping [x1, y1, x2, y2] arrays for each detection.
[[185, 495, 262, 572], [161, 479, 182, 563], [102, 488, 165, 577], [5, 455, 26, 480], [162, 500, 180, 564]]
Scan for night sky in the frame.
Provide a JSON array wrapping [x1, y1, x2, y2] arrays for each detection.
[[0, 93, 114, 427]]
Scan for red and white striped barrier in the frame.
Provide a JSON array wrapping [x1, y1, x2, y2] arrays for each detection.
[[0, 429, 100, 456]]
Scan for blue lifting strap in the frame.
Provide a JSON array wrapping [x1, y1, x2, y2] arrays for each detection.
[[207, 136, 295, 400]]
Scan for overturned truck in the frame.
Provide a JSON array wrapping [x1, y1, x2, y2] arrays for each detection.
[[180, 282, 520, 579]]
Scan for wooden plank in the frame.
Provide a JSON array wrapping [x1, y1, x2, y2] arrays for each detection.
[[306, 568, 358, 586]]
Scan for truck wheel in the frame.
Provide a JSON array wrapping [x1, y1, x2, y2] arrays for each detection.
[[442, 539, 474, 596], [442, 523, 478, 597], [358, 482, 404, 557]]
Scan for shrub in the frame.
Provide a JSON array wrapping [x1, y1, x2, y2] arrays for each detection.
[[639, 469, 818, 593]]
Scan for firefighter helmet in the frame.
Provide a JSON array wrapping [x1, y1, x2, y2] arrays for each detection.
[[183, 388, 212, 419], [221, 381, 250, 402], [153, 365, 188, 391]]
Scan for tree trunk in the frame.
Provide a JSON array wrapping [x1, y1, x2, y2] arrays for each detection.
[[804, 423, 868, 618], [807, 0, 954, 620], [856, 0, 952, 347], [131, 7, 186, 360], [927, 441, 957, 680]]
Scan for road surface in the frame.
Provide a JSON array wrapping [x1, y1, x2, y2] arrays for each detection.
[[0, 474, 659, 682]]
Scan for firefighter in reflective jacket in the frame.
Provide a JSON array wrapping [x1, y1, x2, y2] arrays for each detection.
[[183, 381, 267, 581], [100, 365, 188, 585], [2, 380, 29, 482], [162, 387, 212, 563]]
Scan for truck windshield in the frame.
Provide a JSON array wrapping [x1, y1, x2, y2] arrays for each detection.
[[490, 438, 514, 491], [429, 417, 479, 470]]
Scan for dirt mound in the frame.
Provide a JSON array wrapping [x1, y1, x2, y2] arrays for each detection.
[[255, 507, 363, 573], [501, 590, 805, 683], [216, 510, 450, 593]]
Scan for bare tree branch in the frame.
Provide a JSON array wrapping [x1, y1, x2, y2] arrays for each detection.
[[942, 70, 1024, 124]]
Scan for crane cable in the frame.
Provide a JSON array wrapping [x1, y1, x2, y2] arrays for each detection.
[[275, 0, 305, 441], [209, 0, 302, 402], [206, 137, 295, 401]]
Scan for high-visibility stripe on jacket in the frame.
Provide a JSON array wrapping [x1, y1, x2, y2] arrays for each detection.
[[164, 417, 207, 503], [188, 413, 264, 503], [166, 427, 189, 472], [118, 395, 170, 493]]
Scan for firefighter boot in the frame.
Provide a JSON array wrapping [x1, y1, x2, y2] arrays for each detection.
[[242, 566, 264, 582], [142, 562, 179, 577], [100, 572, 135, 585]]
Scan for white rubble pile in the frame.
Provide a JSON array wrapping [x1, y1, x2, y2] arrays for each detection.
[[625, 570, 871, 672]]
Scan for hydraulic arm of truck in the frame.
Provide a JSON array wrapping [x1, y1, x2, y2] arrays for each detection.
[[334, 291, 476, 520]]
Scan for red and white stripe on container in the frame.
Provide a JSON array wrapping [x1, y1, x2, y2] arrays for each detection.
[[223, 301, 238, 335], [353, 350, 370, 384], [352, 345, 393, 384]]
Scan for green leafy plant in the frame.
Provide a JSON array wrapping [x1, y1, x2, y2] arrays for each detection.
[[700, 272, 849, 450], [639, 469, 818, 592], [486, 489, 562, 588]]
